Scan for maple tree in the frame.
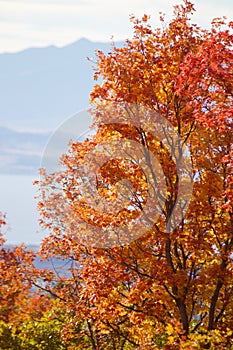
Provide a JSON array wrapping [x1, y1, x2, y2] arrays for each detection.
[[22, 0, 233, 349], [0, 213, 77, 349], [0, 214, 32, 324]]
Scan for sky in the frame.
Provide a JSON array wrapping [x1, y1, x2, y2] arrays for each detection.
[[0, 0, 232, 53]]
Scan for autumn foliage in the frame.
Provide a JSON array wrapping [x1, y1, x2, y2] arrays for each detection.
[[1, 1, 233, 349]]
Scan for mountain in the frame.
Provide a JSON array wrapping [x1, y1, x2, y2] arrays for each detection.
[[0, 126, 50, 174], [0, 38, 122, 131], [0, 38, 122, 175]]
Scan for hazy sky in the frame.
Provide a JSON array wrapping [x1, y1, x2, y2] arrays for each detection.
[[0, 0, 232, 53]]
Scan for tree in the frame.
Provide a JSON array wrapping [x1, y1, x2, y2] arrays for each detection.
[[0, 213, 33, 324], [0, 213, 73, 349], [37, 1, 233, 348]]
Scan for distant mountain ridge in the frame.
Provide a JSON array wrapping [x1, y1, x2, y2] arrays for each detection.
[[0, 126, 50, 174], [0, 38, 122, 131], [0, 38, 123, 174]]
